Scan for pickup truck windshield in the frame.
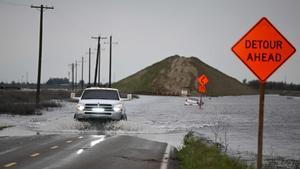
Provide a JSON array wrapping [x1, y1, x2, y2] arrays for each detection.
[[81, 90, 120, 100]]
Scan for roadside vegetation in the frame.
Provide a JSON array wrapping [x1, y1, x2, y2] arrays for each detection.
[[0, 90, 70, 115], [246, 80, 300, 91], [0, 125, 14, 130], [245, 80, 300, 96], [177, 132, 300, 169], [177, 132, 254, 169]]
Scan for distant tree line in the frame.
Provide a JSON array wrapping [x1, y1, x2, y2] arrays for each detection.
[[246, 80, 300, 90], [46, 78, 69, 85]]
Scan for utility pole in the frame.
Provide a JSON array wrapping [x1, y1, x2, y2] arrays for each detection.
[[31, 4, 54, 106], [68, 63, 75, 91], [107, 36, 118, 88], [85, 48, 95, 87], [88, 48, 91, 86], [98, 43, 101, 86], [81, 57, 84, 89], [68, 71, 70, 82], [75, 60, 78, 90], [93, 37, 99, 87], [80, 56, 87, 90], [91, 36, 107, 87], [26, 72, 28, 84], [72, 63, 74, 91], [109, 36, 112, 88]]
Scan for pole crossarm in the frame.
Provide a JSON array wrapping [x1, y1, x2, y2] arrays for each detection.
[[31, 5, 54, 9], [91, 36, 107, 40]]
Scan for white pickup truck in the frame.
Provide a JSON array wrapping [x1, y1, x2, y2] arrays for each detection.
[[74, 87, 127, 121]]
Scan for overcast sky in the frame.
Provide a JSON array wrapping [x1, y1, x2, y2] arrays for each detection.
[[0, 0, 299, 84]]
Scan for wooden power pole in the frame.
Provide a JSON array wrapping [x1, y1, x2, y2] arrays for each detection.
[[91, 36, 106, 86], [108, 36, 117, 88], [31, 4, 54, 106]]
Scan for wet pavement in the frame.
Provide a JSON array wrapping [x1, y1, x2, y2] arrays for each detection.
[[0, 134, 175, 169]]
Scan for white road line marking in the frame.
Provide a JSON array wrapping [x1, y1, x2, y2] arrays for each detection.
[[50, 145, 59, 150], [0, 147, 20, 156], [66, 140, 73, 143], [160, 145, 171, 169], [30, 153, 40, 157], [76, 149, 84, 155], [78, 136, 83, 139], [90, 136, 105, 147], [4, 162, 16, 168]]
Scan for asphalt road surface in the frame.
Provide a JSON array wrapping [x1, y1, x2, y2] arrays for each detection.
[[0, 134, 178, 169]]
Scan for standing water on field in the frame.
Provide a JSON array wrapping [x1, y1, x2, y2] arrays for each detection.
[[120, 95, 300, 161]]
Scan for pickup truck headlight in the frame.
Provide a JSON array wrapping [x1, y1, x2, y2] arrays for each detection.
[[76, 103, 85, 111], [113, 103, 122, 112]]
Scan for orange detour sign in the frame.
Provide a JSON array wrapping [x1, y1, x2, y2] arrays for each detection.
[[197, 74, 209, 85], [198, 85, 206, 93], [232, 17, 296, 82], [232, 17, 296, 169]]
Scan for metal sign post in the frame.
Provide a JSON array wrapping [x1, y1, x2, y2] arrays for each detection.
[[199, 94, 202, 109], [197, 74, 208, 109], [257, 82, 265, 169]]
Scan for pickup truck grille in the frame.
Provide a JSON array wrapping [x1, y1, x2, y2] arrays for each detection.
[[85, 112, 112, 115], [84, 104, 113, 111]]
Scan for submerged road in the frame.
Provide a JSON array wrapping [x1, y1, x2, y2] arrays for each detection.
[[0, 134, 178, 169]]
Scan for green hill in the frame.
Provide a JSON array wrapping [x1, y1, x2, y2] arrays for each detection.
[[113, 55, 255, 96]]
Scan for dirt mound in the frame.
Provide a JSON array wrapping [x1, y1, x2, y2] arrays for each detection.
[[113, 55, 255, 96]]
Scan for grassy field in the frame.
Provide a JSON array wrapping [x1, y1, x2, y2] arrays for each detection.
[[177, 132, 254, 169], [0, 90, 70, 115]]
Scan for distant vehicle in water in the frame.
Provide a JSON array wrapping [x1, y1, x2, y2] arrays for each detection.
[[184, 97, 204, 107], [74, 87, 127, 121], [185, 97, 198, 105]]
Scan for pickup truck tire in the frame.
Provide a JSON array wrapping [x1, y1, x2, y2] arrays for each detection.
[[74, 114, 82, 121], [121, 114, 127, 121]]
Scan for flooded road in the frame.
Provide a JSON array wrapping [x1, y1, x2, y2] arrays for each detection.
[[0, 95, 299, 161]]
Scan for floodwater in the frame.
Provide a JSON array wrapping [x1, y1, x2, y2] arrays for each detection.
[[0, 95, 299, 161]]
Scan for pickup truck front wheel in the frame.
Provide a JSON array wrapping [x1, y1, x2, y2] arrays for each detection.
[[121, 113, 127, 121]]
